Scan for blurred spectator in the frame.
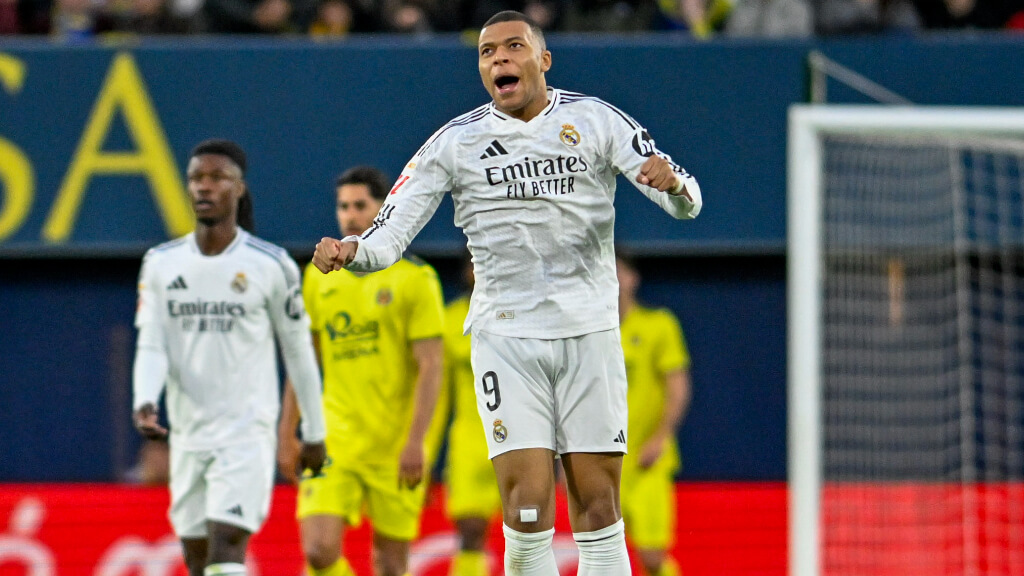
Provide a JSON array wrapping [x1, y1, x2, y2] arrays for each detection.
[[163, 0, 206, 31], [309, 0, 380, 34], [816, 0, 919, 34], [51, 0, 103, 40], [379, 0, 465, 32], [17, 0, 53, 33], [725, 0, 813, 36], [562, 0, 657, 31], [308, 0, 352, 34], [106, 0, 196, 33], [656, 0, 731, 36], [1, 0, 17, 33], [466, 0, 562, 29], [1007, 3, 1024, 27], [910, 0, 1019, 28], [202, 0, 316, 32]]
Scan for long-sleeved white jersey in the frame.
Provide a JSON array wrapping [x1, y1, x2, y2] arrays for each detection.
[[349, 87, 702, 339], [133, 230, 326, 450]]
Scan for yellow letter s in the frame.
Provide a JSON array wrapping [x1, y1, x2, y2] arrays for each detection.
[[0, 53, 34, 243]]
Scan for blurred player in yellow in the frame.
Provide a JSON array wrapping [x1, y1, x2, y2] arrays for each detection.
[[616, 251, 692, 576], [443, 255, 501, 576], [278, 165, 446, 576]]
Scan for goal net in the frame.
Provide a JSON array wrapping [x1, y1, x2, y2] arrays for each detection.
[[788, 105, 1024, 576]]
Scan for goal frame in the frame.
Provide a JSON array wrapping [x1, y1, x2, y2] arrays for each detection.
[[786, 104, 1024, 576]]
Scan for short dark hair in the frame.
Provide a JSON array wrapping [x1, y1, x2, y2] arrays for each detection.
[[336, 166, 391, 202], [190, 138, 254, 233], [482, 10, 546, 51], [191, 139, 247, 175]]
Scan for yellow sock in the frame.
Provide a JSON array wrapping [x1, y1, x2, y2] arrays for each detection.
[[450, 550, 488, 576], [653, 556, 680, 576], [308, 558, 354, 576]]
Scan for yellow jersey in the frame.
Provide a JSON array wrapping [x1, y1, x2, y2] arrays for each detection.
[[303, 256, 445, 466], [620, 304, 690, 473], [443, 296, 486, 461]]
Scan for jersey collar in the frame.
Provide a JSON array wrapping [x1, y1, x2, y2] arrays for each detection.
[[488, 87, 561, 122], [188, 228, 247, 257]]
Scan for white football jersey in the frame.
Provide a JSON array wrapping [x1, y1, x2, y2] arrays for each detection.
[[349, 88, 702, 339], [134, 230, 323, 449]]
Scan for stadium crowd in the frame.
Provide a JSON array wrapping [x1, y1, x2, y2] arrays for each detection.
[[2, 0, 1024, 41]]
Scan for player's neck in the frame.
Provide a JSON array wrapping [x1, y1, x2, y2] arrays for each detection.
[[194, 222, 239, 256], [500, 89, 550, 123]]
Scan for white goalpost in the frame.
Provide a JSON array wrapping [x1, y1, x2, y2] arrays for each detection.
[[788, 105, 1024, 576]]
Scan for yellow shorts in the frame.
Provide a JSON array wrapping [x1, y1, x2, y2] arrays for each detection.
[[620, 465, 676, 550], [297, 456, 427, 541], [445, 423, 501, 520]]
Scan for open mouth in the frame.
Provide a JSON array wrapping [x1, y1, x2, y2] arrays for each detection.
[[194, 200, 214, 210], [494, 75, 520, 95]]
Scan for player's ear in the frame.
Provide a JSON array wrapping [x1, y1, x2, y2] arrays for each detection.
[[540, 50, 552, 73]]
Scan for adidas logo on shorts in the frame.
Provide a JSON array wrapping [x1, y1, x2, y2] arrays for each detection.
[[612, 430, 626, 444]]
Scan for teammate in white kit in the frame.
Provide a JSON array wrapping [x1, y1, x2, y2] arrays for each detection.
[[313, 11, 701, 576], [132, 139, 327, 576]]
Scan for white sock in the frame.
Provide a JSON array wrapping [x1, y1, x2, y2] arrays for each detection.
[[204, 563, 246, 576], [573, 519, 630, 576], [502, 524, 559, 576]]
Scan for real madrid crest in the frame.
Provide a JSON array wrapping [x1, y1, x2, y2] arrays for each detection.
[[492, 419, 508, 443], [559, 124, 581, 147], [231, 272, 248, 293], [377, 287, 393, 306]]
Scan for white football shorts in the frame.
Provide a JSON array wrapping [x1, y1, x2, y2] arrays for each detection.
[[470, 328, 628, 458], [168, 436, 276, 538]]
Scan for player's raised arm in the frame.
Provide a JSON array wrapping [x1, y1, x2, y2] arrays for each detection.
[[342, 135, 456, 274], [132, 250, 170, 439], [606, 106, 702, 219]]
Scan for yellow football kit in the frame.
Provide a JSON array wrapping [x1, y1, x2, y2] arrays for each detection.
[[442, 296, 502, 520], [620, 305, 690, 551], [297, 256, 446, 541]]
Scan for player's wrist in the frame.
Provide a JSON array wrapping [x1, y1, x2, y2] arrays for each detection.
[[339, 235, 360, 266], [666, 176, 685, 196], [404, 431, 426, 448]]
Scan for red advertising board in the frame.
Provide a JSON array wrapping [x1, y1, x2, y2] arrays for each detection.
[[0, 483, 787, 576]]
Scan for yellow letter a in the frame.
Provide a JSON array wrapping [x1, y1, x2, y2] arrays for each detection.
[[43, 52, 193, 243]]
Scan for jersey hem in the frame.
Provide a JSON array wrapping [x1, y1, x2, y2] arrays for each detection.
[[487, 441, 557, 459], [559, 444, 629, 456], [169, 430, 275, 452], [469, 318, 618, 340], [205, 514, 261, 534]]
